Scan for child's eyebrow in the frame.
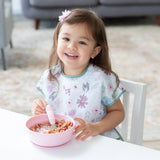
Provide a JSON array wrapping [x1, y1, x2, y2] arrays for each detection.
[[61, 33, 91, 41], [61, 33, 70, 36], [80, 36, 90, 41]]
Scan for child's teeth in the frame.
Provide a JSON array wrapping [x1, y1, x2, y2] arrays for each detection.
[[67, 53, 76, 57]]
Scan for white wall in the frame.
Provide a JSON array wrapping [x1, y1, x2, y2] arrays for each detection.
[[12, 0, 22, 14]]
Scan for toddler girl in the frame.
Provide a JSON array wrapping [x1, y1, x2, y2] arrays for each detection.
[[32, 9, 125, 141]]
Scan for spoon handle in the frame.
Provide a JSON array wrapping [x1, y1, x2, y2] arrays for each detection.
[[46, 105, 55, 125]]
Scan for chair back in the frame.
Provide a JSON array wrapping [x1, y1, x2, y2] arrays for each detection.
[[120, 79, 147, 145]]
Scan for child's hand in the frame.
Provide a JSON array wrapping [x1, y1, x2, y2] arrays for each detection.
[[32, 98, 47, 115], [73, 117, 100, 141]]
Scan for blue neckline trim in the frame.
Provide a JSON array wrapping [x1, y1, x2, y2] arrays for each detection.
[[62, 66, 88, 78]]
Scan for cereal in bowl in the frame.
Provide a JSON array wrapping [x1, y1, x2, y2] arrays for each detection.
[[30, 119, 73, 134]]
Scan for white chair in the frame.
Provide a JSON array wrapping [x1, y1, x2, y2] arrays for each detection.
[[0, 0, 13, 70], [119, 79, 147, 145]]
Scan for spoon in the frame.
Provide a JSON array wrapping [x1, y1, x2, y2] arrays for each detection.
[[46, 105, 57, 129]]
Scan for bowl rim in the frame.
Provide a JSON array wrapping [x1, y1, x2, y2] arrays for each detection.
[[26, 113, 75, 135]]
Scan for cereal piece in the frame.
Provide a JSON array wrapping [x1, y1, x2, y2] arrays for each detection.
[[30, 126, 36, 131]]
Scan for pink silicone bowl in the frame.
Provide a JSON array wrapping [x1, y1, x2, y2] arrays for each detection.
[[26, 114, 75, 147]]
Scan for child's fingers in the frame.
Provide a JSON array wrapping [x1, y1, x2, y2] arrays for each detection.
[[34, 110, 42, 115], [75, 124, 81, 130], [32, 99, 47, 115], [42, 101, 47, 109], [73, 117, 87, 135], [73, 117, 85, 124], [32, 107, 44, 115], [75, 129, 90, 141], [73, 122, 87, 136], [32, 106, 40, 115], [80, 133, 91, 141], [74, 125, 85, 134], [35, 106, 44, 112], [34, 108, 45, 115], [34, 99, 46, 110], [35, 99, 47, 109], [39, 100, 47, 110]]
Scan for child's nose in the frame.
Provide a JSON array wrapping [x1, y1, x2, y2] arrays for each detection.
[[68, 41, 77, 50]]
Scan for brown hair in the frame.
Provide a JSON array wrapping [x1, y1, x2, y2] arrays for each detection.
[[48, 8, 119, 88]]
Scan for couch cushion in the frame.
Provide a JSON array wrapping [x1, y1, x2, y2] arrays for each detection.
[[99, 0, 160, 5], [29, 0, 98, 8]]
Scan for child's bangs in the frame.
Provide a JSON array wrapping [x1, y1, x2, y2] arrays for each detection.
[[65, 18, 97, 41]]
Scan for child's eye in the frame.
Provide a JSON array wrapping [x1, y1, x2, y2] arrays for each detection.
[[79, 41, 87, 45], [63, 37, 69, 41]]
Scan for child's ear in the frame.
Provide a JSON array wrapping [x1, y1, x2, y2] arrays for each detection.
[[91, 46, 102, 59]]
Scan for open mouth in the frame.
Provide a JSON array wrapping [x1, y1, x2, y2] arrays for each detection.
[[65, 53, 79, 58]]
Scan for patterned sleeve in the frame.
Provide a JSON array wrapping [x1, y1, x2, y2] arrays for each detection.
[[36, 70, 50, 98], [101, 73, 125, 107]]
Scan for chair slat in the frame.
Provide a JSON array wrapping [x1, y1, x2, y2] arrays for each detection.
[[120, 79, 147, 145], [121, 91, 130, 141]]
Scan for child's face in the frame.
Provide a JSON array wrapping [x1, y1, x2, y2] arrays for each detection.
[[57, 23, 101, 76]]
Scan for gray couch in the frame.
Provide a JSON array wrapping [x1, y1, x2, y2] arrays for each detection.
[[21, 0, 160, 29]]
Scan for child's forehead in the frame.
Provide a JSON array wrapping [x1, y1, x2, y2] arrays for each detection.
[[59, 23, 94, 38]]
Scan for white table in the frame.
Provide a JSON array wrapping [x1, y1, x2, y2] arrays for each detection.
[[0, 108, 160, 160]]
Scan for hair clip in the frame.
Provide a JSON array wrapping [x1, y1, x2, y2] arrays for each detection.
[[59, 10, 71, 22]]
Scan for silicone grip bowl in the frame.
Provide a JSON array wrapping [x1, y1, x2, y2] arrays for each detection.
[[26, 114, 75, 147]]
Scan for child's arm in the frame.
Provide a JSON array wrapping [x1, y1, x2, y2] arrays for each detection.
[[32, 98, 47, 115], [73, 99, 125, 141]]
